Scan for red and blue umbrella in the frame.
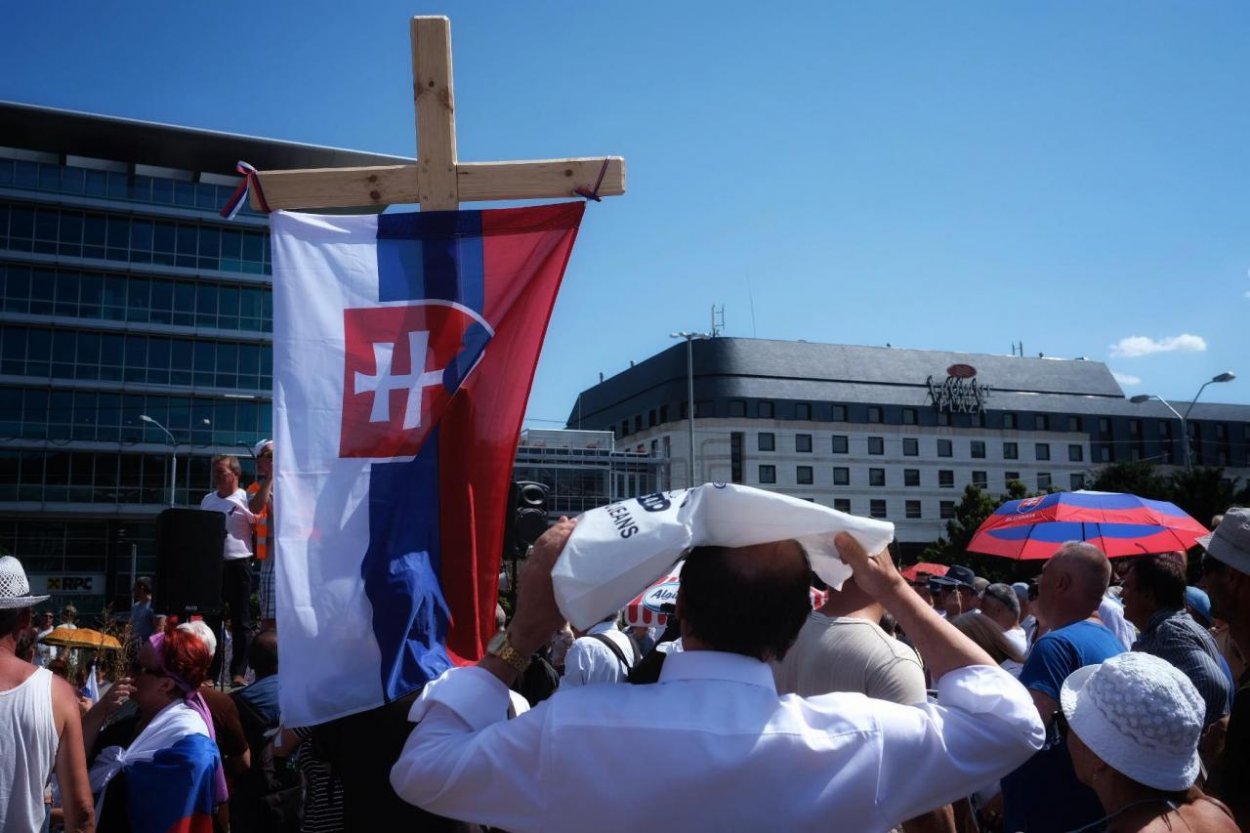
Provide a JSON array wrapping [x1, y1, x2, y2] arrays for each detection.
[[968, 490, 1209, 560]]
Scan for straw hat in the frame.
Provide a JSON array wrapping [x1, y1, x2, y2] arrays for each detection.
[[0, 556, 50, 609], [1060, 652, 1204, 791]]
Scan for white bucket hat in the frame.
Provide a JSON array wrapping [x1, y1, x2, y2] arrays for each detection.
[[252, 439, 273, 459], [1060, 652, 1204, 791], [0, 556, 50, 609]]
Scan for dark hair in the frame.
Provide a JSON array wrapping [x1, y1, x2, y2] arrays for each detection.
[[1129, 553, 1187, 611], [981, 583, 1021, 621], [248, 629, 279, 678], [679, 541, 811, 662]]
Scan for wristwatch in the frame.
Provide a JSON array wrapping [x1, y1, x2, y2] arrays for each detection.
[[486, 631, 531, 675]]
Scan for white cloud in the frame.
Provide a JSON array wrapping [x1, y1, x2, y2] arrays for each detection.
[[1111, 371, 1141, 386], [1109, 334, 1207, 358]]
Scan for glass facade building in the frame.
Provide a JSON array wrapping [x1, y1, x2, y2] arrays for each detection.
[[0, 101, 411, 616]]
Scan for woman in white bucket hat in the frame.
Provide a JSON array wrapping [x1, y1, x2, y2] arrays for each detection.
[[1060, 652, 1238, 832]]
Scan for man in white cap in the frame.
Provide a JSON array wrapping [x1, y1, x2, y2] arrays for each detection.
[[0, 555, 94, 832], [1199, 507, 1250, 828], [247, 439, 276, 631]]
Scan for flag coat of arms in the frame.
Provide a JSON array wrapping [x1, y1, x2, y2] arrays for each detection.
[[271, 202, 584, 726]]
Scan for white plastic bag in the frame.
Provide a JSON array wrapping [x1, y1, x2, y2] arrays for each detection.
[[551, 483, 895, 630]]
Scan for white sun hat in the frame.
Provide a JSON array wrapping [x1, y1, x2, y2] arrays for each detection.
[[1060, 652, 1204, 791], [0, 555, 51, 609]]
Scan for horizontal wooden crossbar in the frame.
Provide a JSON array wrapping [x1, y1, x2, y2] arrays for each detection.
[[251, 157, 625, 211]]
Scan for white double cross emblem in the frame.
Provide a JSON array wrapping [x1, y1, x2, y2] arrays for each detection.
[[354, 330, 446, 430]]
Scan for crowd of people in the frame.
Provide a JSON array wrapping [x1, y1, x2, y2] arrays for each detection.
[[1, 464, 1248, 831]]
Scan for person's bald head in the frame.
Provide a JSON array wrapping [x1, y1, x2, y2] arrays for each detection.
[[1039, 541, 1111, 626], [678, 540, 811, 662]]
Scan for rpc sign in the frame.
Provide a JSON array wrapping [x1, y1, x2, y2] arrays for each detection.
[[28, 574, 107, 595]]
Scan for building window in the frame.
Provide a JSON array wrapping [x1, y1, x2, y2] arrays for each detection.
[[971, 440, 986, 459], [1068, 444, 1084, 462], [728, 400, 746, 418], [648, 409, 657, 427], [795, 403, 811, 420], [758, 432, 775, 452], [1003, 413, 1018, 429], [1099, 446, 1111, 463], [796, 434, 812, 453], [833, 467, 850, 486], [937, 412, 951, 426], [1005, 471, 1021, 484], [758, 465, 776, 484], [834, 498, 851, 513], [1035, 443, 1050, 461], [905, 500, 922, 519], [1068, 416, 1082, 432], [972, 470, 988, 488], [1070, 473, 1086, 490], [619, 420, 629, 438], [903, 437, 919, 456], [870, 499, 887, 518], [867, 406, 883, 423], [796, 465, 813, 485], [758, 401, 774, 419], [831, 404, 847, 422], [1129, 419, 1141, 437], [937, 439, 953, 458], [1037, 472, 1052, 490], [1003, 442, 1018, 460], [902, 408, 917, 425], [634, 415, 642, 432], [869, 468, 885, 487], [729, 432, 743, 484], [939, 470, 954, 488], [832, 435, 848, 454], [868, 437, 884, 455], [904, 469, 920, 487], [659, 405, 668, 423], [1036, 415, 1050, 431], [940, 501, 956, 519]]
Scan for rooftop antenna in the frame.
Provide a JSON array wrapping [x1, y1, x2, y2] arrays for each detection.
[[710, 304, 725, 338]]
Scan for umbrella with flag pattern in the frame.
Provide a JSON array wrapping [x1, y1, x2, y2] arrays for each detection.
[[967, 490, 1209, 560]]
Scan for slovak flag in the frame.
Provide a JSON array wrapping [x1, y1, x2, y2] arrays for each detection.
[[271, 203, 584, 726]]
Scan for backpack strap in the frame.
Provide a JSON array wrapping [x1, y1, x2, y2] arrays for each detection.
[[588, 632, 636, 673]]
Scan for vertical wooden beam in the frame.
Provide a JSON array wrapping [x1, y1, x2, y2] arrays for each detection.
[[412, 16, 458, 210]]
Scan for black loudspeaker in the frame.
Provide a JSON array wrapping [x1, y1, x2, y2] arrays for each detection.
[[502, 481, 550, 559], [155, 508, 226, 615]]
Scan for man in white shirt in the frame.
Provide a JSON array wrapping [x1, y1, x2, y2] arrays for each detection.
[[390, 522, 1045, 833], [559, 612, 636, 687], [200, 454, 255, 686]]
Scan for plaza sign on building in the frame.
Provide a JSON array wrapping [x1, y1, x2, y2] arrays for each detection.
[[28, 574, 107, 595], [927, 364, 990, 414]]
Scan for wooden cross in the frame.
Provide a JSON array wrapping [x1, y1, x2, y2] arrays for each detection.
[[250, 16, 625, 211]]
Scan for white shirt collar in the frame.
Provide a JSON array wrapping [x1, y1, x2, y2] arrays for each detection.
[[658, 650, 777, 693]]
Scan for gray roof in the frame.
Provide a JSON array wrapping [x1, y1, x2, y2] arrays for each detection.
[[1, 100, 412, 178], [571, 337, 1250, 424]]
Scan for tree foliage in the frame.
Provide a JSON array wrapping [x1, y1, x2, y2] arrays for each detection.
[[1090, 462, 1250, 529], [922, 479, 1034, 582]]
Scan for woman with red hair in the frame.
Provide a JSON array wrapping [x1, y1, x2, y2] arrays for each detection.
[[82, 623, 227, 832]]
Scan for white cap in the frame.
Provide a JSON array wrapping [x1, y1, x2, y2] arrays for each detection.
[[252, 439, 273, 458]]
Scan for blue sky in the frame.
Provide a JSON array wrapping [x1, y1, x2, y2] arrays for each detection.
[[4, 1, 1247, 427]]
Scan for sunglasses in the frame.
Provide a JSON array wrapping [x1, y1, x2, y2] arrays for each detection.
[[128, 660, 166, 679]]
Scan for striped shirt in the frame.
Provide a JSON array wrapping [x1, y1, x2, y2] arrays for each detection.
[[1133, 607, 1232, 727]]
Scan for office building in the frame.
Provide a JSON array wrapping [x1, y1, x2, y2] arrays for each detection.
[[570, 337, 1250, 558]]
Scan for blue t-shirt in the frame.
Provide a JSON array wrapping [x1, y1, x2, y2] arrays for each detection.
[[1002, 620, 1124, 832], [234, 674, 280, 727]]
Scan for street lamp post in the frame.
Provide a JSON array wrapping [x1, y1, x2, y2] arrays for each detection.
[[669, 331, 711, 488], [1130, 371, 1235, 470], [139, 414, 177, 506]]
